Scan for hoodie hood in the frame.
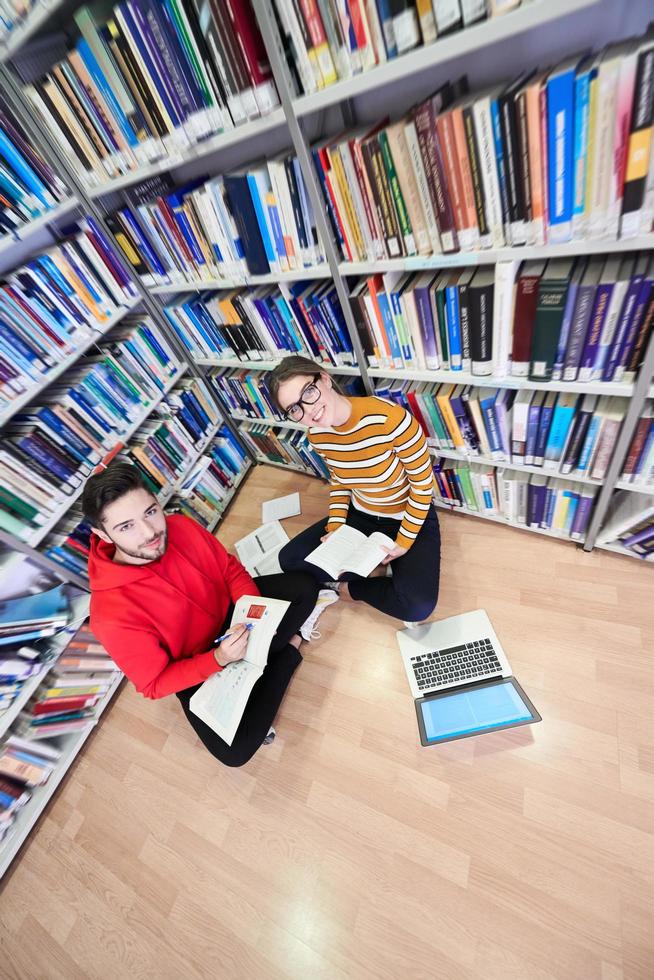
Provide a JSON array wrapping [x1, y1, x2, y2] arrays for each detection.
[[88, 532, 159, 589]]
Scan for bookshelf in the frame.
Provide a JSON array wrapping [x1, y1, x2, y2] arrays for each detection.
[[0, 0, 650, 569]]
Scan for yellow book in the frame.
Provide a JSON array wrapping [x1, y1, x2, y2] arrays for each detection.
[[329, 144, 366, 260], [131, 446, 168, 489], [583, 71, 599, 228], [436, 384, 465, 449], [49, 251, 107, 322]]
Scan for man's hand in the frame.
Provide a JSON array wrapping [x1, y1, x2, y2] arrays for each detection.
[[214, 623, 250, 667], [381, 544, 407, 565]]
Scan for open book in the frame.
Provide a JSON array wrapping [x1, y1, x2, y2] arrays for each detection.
[[234, 521, 289, 576], [306, 525, 396, 579], [189, 594, 289, 745]]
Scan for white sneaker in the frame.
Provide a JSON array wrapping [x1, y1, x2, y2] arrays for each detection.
[[300, 589, 339, 641], [403, 621, 421, 629]]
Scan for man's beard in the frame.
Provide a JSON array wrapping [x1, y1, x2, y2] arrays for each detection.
[[116, 529, 168, 562]]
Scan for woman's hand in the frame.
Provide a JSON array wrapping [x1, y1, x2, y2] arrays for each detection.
[[214, 623, 250, 667], [381, 544, 407, 565], [320, 530, 335, 543]]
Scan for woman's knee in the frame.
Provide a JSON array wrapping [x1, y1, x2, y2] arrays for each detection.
[[396, 586, 439, 623]]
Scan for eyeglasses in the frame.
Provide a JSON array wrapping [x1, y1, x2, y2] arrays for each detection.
[[282, 374, 322, 422]]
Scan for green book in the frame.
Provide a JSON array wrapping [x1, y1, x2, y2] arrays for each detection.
[[0, 487, 41, 524], [0, 506, 29, 539], [378, 130, 415, 256], [529, 258, 575, 381]]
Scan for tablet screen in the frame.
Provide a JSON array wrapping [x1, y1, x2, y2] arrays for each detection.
[[416, 678, 540, 745]]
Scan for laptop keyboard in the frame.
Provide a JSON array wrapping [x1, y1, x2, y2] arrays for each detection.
[[410, 637, 502, 691]]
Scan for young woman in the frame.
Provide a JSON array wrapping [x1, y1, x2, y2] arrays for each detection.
[[268, 356, 441, 625]]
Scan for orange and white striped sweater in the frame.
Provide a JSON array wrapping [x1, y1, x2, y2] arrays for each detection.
[[308, 396, 435, 550]]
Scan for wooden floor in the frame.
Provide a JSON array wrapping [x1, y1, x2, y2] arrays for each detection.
[[2, 465, 653, 980]]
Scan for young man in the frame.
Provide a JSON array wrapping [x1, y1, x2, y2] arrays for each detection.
[[82, 462, 320, 767]]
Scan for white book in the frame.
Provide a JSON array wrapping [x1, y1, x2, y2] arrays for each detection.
[[262, 491, 301, 522], [305, 524, 395, 579], [404, 120, 442, 255], [587, 46, 623, 240], [276, 0, 318, 95], [235, 522, 289, 576], [432, 0, 461, 34], [492, 260, 519, 377], [189, 595, 290, 746], [473, 91, 505, 248]]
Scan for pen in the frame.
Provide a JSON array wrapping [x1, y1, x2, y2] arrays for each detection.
[[215, 623, 253, 644]]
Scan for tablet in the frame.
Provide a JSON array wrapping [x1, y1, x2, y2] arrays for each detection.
[[415, 677, 541, 746]]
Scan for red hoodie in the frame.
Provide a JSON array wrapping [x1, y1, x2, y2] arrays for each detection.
[[88, 513, 259, 700]]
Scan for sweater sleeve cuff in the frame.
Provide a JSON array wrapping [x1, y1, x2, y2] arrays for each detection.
[[395, 530, 415, 551], [198, 649, 223, 679]]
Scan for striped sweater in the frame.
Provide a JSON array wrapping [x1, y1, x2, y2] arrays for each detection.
[[308, 396, 435, 550]]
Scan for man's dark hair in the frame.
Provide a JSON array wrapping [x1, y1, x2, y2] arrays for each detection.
[[82, 462, 153, 528]]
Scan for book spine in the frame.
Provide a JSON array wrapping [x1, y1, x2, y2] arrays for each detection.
[[547, 67, 575, 243]]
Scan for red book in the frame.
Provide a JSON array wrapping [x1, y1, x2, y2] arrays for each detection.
[[510, 260, 546, 373], [366, 275, 392, 361], [623, 411, 654, 478], [406, 391, 431, 439], [32, 695, 100, 715], [155, 198, 195, 266], [223, 0, 272, 86], [2, 285, 67, 350]]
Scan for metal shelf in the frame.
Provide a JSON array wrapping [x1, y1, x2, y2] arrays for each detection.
[[86, 110, 287, 200], [434, 498, 584, 545], [340, 233, 654, 278], [0, 0, 66, 62], [430, 448, 604, 487], [0, 196, 79, 259], [293, 0, 600, 117], [367, 367, 636, 397], [197, 355, 360, 375], [229, 411, 305, 430], [151, 264, 332, 295], [594, 541, 654, 562]]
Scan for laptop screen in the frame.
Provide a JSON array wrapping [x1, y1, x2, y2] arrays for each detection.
[[417, 677, 540, 745]]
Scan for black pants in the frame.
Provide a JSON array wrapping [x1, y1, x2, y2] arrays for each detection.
[[176, 571, 318, 768], [279, 505, 441, 623]]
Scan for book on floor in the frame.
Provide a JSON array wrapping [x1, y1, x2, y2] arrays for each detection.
[[189, 594, 290, 745], [234, 521, 289, 576], [261, 491, 301, 523], [306, 524, 396, 578]]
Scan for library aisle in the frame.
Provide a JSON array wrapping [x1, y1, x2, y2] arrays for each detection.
[[1, 464, 652, 980]]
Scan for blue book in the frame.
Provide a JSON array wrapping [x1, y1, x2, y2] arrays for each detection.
[[602, 260, 646, 381], [0, 319, 48, 370], [273, 296, 304, 353], [312, 149, 343, 252], [266, 198, 287, 267], [375, 0, 397, 58], [0, 583, 68, 628], [543, 487, 557, 528], [66, 388, 113, 435], [479, 388, 501, 455], [563, 489, 580, 533], [0, 126, 51, 207], [533, 392, 556, 466], [184, 301, 221, 354], [376, 286, 403, 366], [544, 393, 578, 468], [246, 173, 277, 268], [77, 38, 138, 148], [28, 409, 97, 465], [139, 323, 172, 369], [553, 260, 584, 380], [489, 94, 511, 232], [118, 210, 167, 277], [116, 2, 181, 128], [445, 279, 462, 370], [546, 55, 581, 243], [223, 175, 270, 275], [572, 57, 595, 231], [525, 390, 545, 464]]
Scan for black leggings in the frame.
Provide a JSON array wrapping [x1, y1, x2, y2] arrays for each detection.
[[279, 505, 441, 623], [176, 571, 318, 768]]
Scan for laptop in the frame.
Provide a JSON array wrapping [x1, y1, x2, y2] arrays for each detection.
[[396, 609, 541, 746]]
